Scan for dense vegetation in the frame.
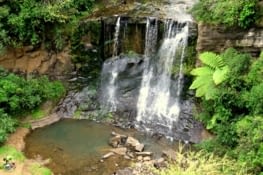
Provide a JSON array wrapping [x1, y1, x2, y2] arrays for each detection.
[[0, 0, 262, 174], [191, 0, 259, 28], [0, 0, 94, 52], [190, 48, 263, 174], [0, 67, 65, 144], [156, 146, 250, 175]]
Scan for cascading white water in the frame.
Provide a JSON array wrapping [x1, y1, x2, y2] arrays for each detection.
[[112, 17, 121, 58], [101, 16, 121, 111], [97, 0, 203, 142], [137, 17, 158, 121], [144, 17, 158, 57], [136, 20, 189, 132]]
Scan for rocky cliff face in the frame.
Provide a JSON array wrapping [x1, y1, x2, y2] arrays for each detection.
[[0, 46, 73, 78], [197, 22, 263, 56]]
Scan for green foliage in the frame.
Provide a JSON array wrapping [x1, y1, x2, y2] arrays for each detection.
[[0, 0, 94, 51], [29, 163, 53, 175], [242, 83, 263, 114], [191, 0, 258, 28], [0, 146, 52, 174], [0, 111, 17, 144], [234, 116, 263, 172], [0, 73, 65, 115], [0, 67, 65, 144], [191, 48, 263, 174], [31, 108, 46, 120], [246, 53, 263, 85], [0, 146, 25, 162], [190, 52, 229, 100]]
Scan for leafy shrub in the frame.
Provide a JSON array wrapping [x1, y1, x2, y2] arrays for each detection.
[[246, 53, 263, 85], [0, 73, 65, 115], [242, 83, 263, 114], [234, 116, 263, 172], [0, 67, 65, 144], [0, 0, 95, 51], [191, 0, 258, 28], [0, 111, 17, 144], [190, 49, 263, 174]]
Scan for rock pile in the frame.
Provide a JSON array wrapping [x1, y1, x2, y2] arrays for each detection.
[[102, 131, 172, 175], [103, 131, 148, 160]]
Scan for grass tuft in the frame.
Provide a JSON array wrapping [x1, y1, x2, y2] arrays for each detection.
[[0, 146, 25, 162]]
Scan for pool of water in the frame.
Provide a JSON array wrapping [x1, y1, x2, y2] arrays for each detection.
[[25, 119, 178, 175]]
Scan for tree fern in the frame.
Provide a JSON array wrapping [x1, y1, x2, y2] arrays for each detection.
[[200, 52, 225, 69], [190, 74, 212, 90], [213, 66, 229, 85], [190, 67, 214, 76], [190, 52, 228, 99]]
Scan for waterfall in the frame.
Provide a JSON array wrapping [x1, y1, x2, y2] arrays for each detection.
[[112, 16, 121, 58], [137, 17, 158, 121], [100, 16, 121, 111], [144, 17, 158, 57], [136, 20, 189, 133]]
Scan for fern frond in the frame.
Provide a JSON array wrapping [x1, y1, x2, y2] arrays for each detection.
[[195, 80, 217, 99], [195, 84, 208, 97], [190, 67, 214, 76], [190, 52, 228, 99], [199, 52, 225, 69], [213, 66, 229, 85], [190, 74, 218, 99], [189, 74, 213, 90]]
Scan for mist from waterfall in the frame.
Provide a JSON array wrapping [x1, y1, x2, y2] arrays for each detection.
[[100, 16, 121, 111], [136, 20, 189, 132]]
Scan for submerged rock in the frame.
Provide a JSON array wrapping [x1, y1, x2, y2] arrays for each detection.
[[135, 152, 153, 156], [110, 147, 127, 155], [115, 167, 133, 175], [102, 152, 115, 159], [143, 156, 151, 161]]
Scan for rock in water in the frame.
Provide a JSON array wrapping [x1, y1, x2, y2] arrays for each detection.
[[102, 152, 115, 159], [110, 147, 127, 155], [125, 137, 144, 152]]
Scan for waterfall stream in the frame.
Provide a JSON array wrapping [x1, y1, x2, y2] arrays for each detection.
[[137, 17, 158, 121], [136, 20, 189, 135], [101, 16, 121, 111], [112, 16, 121, 58]]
